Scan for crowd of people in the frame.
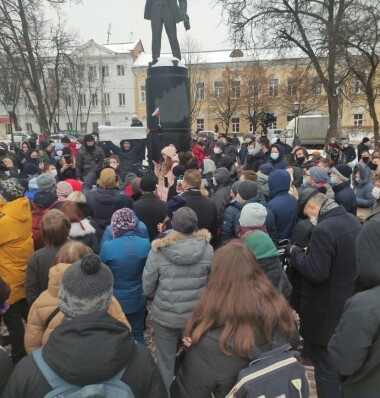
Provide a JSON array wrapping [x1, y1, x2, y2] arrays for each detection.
[[0, 128, 380, 397]]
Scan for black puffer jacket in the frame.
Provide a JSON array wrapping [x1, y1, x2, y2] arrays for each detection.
[[75, 141, 105, 180], [332, 181, 357, 216], [2, 311, 167, 398], [328, 220, 380, 397], [117, 140, 138, 179]]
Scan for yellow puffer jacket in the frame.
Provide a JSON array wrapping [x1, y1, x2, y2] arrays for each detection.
[[24, 263, 131, 354], [0, 197, 34, 304]]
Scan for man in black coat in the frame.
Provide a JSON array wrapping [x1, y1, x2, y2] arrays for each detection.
[[286, 192, 361, 398], [330, 164, 357, 216], [134, 174, 166, 241], [180, 169, 218, 239]]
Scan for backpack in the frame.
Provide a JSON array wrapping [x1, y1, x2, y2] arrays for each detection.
[[226, 344, 309, 398], [32, 348, 135, 398], [31, 199, 60, 250]]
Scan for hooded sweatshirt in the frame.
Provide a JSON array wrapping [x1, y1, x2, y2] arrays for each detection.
[[329, 220, 380, 397], [353, 163, 375, 208], [212, 167, 231, 216], [268, 144, 289, 170], [267, 170, 298, 239]]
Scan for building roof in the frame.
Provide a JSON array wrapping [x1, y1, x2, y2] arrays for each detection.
[[102, 40, 141, 54], [133, 47, 307, 68]]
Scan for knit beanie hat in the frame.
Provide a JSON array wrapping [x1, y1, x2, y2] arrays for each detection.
[[214, 167, 230, 184], [40, 140, 50, 150], [0, 178, 25, 201], [231, 180, 241, 195], [309, 166, 330, 184], [140, 174, 157, 192], [61, 136, 71, 144], [84, 134, 95, 145], [202, 158, 216, 175], [259, 163, 274, 176], [172, 207, 198, 234], [23, 162, 39, 176], [113, 194, 134, 212], [56, 181, 73, 201], [240, 203, 268, 227], [332, 164, 352, 182], [37, 173, 57, 192], [97, 168, 119, 189], [111, 208, 136, 237], [124, 172, 137, 185], [167, 195, 186, 218], [28, 177, 38, 190], [0, 142, 8, 158], [238, 180, 258, 200], [65, 179, 82, 192], [58, 254, 113, 318], [161, 144, 177, 159], [216, 141, 226, 149], [244, 230, 278, 260], [62, 147, 72, 156]]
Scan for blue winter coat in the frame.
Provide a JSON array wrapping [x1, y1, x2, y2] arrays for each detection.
[[267, 170, 298, 239], [220, 200, 242, 243], [332, 181, 357, 216], [100, 231, 151, 314], [353, 164, 375, 208]]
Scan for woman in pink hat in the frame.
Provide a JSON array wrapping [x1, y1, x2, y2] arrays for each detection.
[[154, 144, 179, 201]]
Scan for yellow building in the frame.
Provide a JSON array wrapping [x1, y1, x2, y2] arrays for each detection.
[[132, 48, 376, 137]]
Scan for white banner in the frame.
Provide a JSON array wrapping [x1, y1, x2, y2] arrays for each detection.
[[98, 125, 147, 141]]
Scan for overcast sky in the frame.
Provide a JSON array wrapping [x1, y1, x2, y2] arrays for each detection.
[[47, 0, 232, 52]]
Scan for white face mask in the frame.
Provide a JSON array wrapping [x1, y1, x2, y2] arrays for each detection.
[[248, 148, 254, 155], [271, 152, 279, 161], [109, 162, 118, 169], [214, 148, 222, 155], [50, 169, 57, 178], [76, 143, 82, 150], [309, 216, 317, 226], [244, 138, 251, 143], [56, 150, 63, 157], [372, 186, 380, 200]]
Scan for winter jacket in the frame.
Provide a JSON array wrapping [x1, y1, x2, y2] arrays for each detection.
[[68, 219, 99, 254], [24, 262, 129, 354], [224, 142, 237, 161], [192, 145, 205, 167], [154, 158, 179, 202], [290, 206, 361, 345], [32, 190, 59, 209], [82, 172, 122, 230], [353, 163, 375, 208], [116, 140, 139, 178], [244, 151, 270, 172], [100, 231, 150, 314], [357, 142, 370, 161], [75, 145, 105, 180], [134, 193, 167, 241], [0, 197, 34, 305], [267, 170, 298, 240], [180, 190, 218, 237], [100, 220, 149, 248], [210, 153, 234, 171], [212, 168, 231, 216], [328, 220, 380, 398], [143, 230, 213, 329], [238, 142, 249, 165], [25, 244, 64, 306], [367, 202, 380, 222], [266, 144, 289, 170], [332, 181, 357, 216], [256, 171, 270, 199], [4, 311, 167, 398], [0, 346, 12, 395], [220, 200, 242, 243], [171, 329, 297, 398], [340, 145, 356, 164]]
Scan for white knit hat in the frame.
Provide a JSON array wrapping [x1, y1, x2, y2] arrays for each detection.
[[239, 203, 268, 227]]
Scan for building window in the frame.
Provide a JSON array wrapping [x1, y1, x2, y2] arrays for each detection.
[[354, 79, 363, 94], [26, 123, 33, 132], [313, 77, 323, 95], [92, 122, 99, 132], [268, 117, 277, 129], [118, 93, 126, 106], [268, 78, 279, 97], [232, 117, 240, 132], [105, 121, 111, 126], [196, 118, 204, 130], [117, 65, 125, 76], [79, 94, 86, 107], [104, 93, 110, 106], [101, 65, 109, 78], [214, 81, 224, 98], [140, 85, 146, 102], [354, 113, 363, 126], [287, 79, 297, 97], [80, 122, 87, 134], [231, 80, 241, 99], [65, 95, 72, 107], [5, 124, 11, 134], [66, 122, 73, 131], [249, 122, 254, 132], [89, 65, 97, 78], [91, 94, 98, 107], [195, 82, 205, 100], [248, 80, 259, 98]]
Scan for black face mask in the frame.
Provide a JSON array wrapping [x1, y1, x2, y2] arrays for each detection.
[[297, 156, 305, 164], [362, 157, 369, 163], [368, 162, 378, 171], [0, 148, 7, 157]]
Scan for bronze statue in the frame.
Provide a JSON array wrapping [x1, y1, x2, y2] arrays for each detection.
[[144, 0, 190, 62]]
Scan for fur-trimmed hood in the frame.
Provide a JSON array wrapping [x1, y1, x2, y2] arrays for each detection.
[[69, 218, 96, 238], [151, 229, 212, 266]]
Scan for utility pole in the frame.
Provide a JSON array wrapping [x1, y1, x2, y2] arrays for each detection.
[[107, 24, 112, 44]]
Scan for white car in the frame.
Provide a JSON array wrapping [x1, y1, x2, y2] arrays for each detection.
[[7, 131, 31, 143]]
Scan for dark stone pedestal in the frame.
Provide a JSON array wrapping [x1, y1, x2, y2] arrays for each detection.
[[145, 59, 191, 163]]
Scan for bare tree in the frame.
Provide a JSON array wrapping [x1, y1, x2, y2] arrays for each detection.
[[209, 66, 241, 133], [214, 0, 361, 143], [342, 3, 380, 144], [181, 36, 209, 128]]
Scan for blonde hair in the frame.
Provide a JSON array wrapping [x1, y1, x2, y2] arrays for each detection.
[[66, 191, 86, 203]]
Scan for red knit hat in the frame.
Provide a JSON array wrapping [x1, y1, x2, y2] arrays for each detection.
[[65, 179, 83, 192]]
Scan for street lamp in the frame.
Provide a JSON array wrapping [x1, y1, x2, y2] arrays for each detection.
[[4, 99, 14, 143], [293, 102, 300, 147]]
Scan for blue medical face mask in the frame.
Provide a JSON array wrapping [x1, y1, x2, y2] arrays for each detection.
[[271, 152, 279, 161], [329, 177, 337, 186], [302, 177, 308, 186], [279, 137, 286, 143], [248, 148, 254, 155]]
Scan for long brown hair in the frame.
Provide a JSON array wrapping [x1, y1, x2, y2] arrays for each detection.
[[184, 242, 295, 357], [54, 240, 92, 265]]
